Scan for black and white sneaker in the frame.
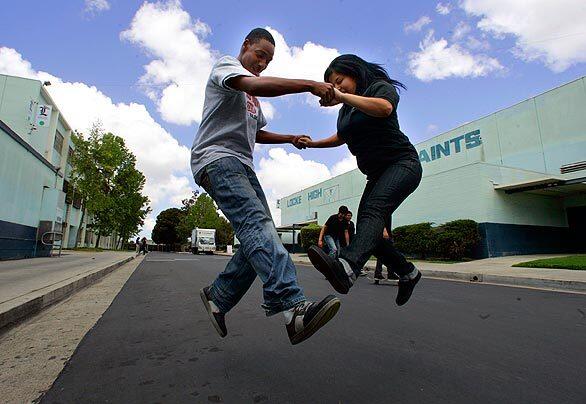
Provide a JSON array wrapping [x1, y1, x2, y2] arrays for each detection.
[[307, 246, 352, 294], [396, 271, 422, 306], [200, 286, 227, 337], [286, 296, 341, 345]]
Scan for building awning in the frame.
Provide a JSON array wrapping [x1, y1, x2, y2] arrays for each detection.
[[494, 176, 586, 195], [276, 220, 318, 232]]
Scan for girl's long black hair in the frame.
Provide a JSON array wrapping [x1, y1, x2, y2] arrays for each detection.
[[324, 54, 406, 95]]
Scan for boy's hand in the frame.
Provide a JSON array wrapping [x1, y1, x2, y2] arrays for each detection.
[[310, 82, 335, 103], [291, 135, 312, 149], [320, 88, 344, 107], [297, 136, 314, 148]]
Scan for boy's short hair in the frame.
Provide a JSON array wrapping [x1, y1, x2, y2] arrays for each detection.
[[245, 28, 275, 45], [338, 205, 349, 214]]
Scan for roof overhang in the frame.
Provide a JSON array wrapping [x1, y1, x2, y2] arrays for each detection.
[[276, 220, 318, 231], [494, 176, 586, 196]]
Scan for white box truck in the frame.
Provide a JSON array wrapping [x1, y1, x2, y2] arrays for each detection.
[[191, 228, 216, 254]]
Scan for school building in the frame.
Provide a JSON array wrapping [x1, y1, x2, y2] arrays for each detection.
[[277, 76, 586, 257], [0, 74, 117, 259]]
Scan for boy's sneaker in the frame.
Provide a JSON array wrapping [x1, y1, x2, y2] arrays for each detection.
[[373, 271, 385, 280], [396, 271, 422, 306], [307, 246, 352, 294], [200, 286, 227, 337], [286, 296, 341, 345]]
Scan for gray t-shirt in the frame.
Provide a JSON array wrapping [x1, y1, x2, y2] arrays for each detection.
[[191, 55, 267, 182]]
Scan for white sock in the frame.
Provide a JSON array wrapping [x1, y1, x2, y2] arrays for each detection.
[[209, 300, 221, 314], [402, 267, 420, 281], [283, 307, 295, 324], [339, 258, 356, 285]]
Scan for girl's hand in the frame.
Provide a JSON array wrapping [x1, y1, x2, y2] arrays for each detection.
[[319, 88, 344, 107], [291, 135, 311, 149], [318, 239, 324, 248], [297, 137, 314, 148]]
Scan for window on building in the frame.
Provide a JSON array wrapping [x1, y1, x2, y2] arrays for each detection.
[[63, 180, 73, 205], [73, 194, 83, 209], [53, 131, 64, 154], [67, 146, 74, 165]]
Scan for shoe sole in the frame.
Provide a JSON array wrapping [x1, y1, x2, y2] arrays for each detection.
[[307, 247, 350, 294], [199, 288, 227, 338], [290, 298, 341, 345]]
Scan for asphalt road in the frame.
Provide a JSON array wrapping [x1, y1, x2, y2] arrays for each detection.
[[41, 252, 586, 403]]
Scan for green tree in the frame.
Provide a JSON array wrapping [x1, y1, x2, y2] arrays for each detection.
[[178, 193, 234, 249], [152, 208, 184, 245], [110, 156, 151, 248], [215, 216, 234, 249], [176, 191, 199, 242], [70, 123, 150, 248]]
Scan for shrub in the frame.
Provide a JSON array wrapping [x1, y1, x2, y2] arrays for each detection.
[[432, 220, 480, 260], [300, 224, 322, 252], [393, 222, 436, 259], [393, 219, 480, 260]]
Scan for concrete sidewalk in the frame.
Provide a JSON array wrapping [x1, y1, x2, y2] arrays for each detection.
[[0, 251, 135, 330], [289, 253, 586, 293]]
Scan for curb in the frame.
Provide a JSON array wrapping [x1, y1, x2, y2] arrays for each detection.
[[291, 257, 586, 294], [0, 256, 135, 331]]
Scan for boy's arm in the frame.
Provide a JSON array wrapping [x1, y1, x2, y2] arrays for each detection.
[[256, 130, 310, 149], [228, 76, 335, 101]]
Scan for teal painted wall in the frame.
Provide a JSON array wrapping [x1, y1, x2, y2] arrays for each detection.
[[279, 77, 586, 229], [0, 126, 58, 227], [0, 74, 85, 251]]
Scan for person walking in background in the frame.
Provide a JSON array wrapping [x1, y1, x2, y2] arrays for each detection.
[[140, 237, 148, 255], [341, 211, 355, 248], [135, 237, 141, 255], [317, 206, 349, 258], [341, 211, 366, 277], [374, 228, 399, 281]]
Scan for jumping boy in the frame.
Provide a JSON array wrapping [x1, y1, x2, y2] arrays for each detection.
[[192, 28, 341, 345]]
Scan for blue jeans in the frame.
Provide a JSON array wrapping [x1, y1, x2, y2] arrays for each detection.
[[196, 157, 305, 316], [323, 235, 340, 258]]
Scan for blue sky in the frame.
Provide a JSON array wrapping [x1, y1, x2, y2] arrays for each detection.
[[1, 0, 585, 234]]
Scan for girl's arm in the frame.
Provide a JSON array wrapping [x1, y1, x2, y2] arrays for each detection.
[[300, 133, 345, 149], [322, 88, 393, 118]]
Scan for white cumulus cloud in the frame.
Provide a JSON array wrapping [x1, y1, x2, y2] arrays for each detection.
[[84, 0, 110, 14], [257, 148, 332, 224], [461, 0, 586, 71], [263, 27, 340, 82], [0, 46, 193, 236], [120, 0, 216, 126], [452, 21, 472, 41], [263, 27, 340, 110], [120, 2, 340, 125], [331, 153, 358, 177], [256, 148, 358, 225], [436, 2, 452, 15], [404, 16, 432, 33], [408, 30, 503, 81]]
